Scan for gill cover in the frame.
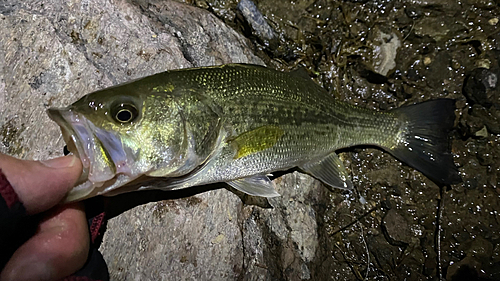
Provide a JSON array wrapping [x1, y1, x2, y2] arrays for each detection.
[[147, 89, 223, 177]]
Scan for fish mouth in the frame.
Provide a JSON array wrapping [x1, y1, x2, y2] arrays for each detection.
[[48, 109, 93, 176], [48, 108, 135, 201]]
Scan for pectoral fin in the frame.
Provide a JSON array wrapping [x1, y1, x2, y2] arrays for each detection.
[[227, 175, 280, 197], [230, 125, 284, 159], [300, 153, 353, 190]]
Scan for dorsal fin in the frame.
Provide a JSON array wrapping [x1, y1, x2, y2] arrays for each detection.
[[289, 67, 311, 80]]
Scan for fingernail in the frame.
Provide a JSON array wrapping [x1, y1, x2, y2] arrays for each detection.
[[40, 155, 78, 168]]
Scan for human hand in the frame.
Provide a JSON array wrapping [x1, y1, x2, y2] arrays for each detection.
[[0, 153, 88, 281]]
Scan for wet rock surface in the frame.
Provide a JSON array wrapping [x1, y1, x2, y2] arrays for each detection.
[[0, 0, 260, 280], [2, 0, 500, 280]]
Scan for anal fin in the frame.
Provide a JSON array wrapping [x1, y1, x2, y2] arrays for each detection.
[[300, 152, 353, 190], [227, 175, 280, 197]]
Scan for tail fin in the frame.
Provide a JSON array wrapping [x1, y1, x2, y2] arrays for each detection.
[[389, 99, 461, 185]]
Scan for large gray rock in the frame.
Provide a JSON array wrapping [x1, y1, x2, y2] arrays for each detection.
[[0, 1, 327, 280]]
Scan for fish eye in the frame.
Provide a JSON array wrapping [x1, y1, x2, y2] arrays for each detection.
[[112, 103, 139, 123]]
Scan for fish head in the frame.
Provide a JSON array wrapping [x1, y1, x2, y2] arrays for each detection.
[[47, 82, 194, 202]]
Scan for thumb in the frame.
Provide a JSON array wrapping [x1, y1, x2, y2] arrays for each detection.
[[0, 154, 83, 214]]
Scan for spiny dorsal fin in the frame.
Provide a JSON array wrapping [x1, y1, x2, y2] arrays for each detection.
[[289, 67, 312, 80]]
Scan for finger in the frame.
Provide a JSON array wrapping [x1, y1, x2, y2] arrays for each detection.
[[0, 154, 83, 214], [0, 202, 89, 281]]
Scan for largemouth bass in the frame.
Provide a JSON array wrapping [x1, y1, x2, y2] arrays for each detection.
[[47, 64, 461, 202]]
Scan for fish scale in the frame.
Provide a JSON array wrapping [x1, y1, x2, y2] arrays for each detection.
[[151, 65, 402, 185], [169, 65, 400, 152], [48, 63, 460, 202]]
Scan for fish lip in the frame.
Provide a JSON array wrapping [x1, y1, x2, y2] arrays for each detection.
[[48, 107, 137, 201], [47, 108, 92, 172]]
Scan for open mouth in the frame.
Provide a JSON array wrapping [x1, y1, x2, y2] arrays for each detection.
[[47, 108, 134, 201], [47, 108, 93, 175]]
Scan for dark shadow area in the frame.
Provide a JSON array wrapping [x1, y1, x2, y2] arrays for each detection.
[[85, 182, 225, 220], [83, 168, 300, 220]]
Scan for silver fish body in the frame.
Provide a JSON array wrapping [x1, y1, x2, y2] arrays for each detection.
[[48, 64, 460, 202]]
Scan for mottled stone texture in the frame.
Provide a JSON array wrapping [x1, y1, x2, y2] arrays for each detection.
[[0, 1, 325, 280]]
